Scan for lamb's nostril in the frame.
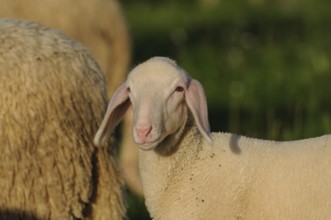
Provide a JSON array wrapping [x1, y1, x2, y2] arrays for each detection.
[[136, 126, 152, 138]]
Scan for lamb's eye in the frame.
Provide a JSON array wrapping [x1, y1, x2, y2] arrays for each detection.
[[175, 86, 184, 92], [127, 87, 131, 93]]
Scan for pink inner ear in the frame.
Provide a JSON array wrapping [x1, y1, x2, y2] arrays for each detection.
[[185, 79, 212, 144], [94, 83, 131, 146]]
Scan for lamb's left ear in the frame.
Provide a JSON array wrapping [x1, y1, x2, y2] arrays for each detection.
[[185, 79, 212, 144]]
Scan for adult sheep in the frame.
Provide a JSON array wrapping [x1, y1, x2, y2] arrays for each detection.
[[0, 0, 143, 196], [0, 0, 130, 97], [95, 57, 331, 220], [0, 18, 125, 220]]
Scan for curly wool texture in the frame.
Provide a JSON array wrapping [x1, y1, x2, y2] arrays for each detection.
[[0, 19, 125, 220], [0, 0, 144, 196]]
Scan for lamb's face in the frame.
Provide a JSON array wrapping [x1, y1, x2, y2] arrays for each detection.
[[127, 58, 190, 150], [93, 57, 211, 150]]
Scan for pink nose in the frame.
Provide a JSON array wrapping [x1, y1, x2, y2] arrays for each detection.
[[135, 126, 152, 140]]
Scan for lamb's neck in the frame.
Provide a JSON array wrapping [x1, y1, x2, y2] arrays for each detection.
[[138, 121, 204, 215]]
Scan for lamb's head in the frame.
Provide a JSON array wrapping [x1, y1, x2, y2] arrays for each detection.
[[94, 57, 212, 151]]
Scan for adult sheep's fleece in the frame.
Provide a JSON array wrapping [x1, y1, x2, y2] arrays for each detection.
[[0, 19, 125, 220], [0, 0, 143, 196], [95, 57, 331, 220], [0, 0, 131, 97]]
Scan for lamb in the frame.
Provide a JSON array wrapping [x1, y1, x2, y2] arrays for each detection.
[[0, 0, 143, 196], [0, 18, 125, 220], [94, 56, 331, 219]]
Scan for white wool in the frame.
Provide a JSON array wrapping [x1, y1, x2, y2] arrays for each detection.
[[95, 56, 331, 219]]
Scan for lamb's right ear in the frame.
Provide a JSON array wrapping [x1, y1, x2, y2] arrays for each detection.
[[94, 83, 131, 147], [185, 79, 212, 145]]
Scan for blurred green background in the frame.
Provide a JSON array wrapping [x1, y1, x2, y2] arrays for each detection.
[[121, 0, 331, 219]]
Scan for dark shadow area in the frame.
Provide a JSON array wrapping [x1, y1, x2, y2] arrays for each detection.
[[229, 134, 242, 154], [0, 209, 43, 220], [82, 148, 99, 218], [125, 190, 151, 220]]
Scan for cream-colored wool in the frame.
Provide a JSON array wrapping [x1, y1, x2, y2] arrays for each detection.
[[0, 0, 131, 97], [0, 0, 143, 196], [0, 18, 125, 220], [95, 56, 331, 219]]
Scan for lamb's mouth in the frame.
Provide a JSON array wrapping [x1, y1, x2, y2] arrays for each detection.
[[136, 134, 171, 151], [137, 140, 160, 151], [136, 134, 176, 153]]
